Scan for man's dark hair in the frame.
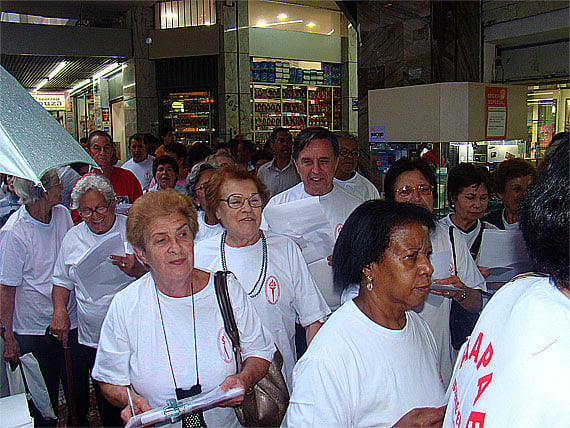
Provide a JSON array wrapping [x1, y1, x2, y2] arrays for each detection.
[[159, 125, 176, 138], [447, 163, 491, 207], [164, 142, 187, 163], [333, 200, 435, 290], [384, 158, 437, 201], [129, 133, 148, 149], [152, 155, 179, 178], [268, 127, 291, 145], [292, 126, 339, 160], [87, 130, 113, 149], [520, 132, 569, 289], [187, 143, 213, 169]]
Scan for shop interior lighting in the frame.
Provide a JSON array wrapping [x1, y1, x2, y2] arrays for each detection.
[[256, 19, 267, 27], [327, 28, 335, 35], [277, 13, 287, 19], [69, 79, 91, 94], [93, 63, 121, 80], [306, 22, 316, 27], [34, 78, 49, 91], [47, 61, 68, 80], [252, 19, 302, 28]]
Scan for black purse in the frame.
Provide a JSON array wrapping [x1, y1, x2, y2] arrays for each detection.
[[449, 225, 483, 350], [213, 271, 289, 427]]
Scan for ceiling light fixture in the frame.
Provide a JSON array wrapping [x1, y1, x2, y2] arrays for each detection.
[[277, 13, 287, 19], [93, 63, 121, 80], [69, 79, 91, 94], [306, 22, 316, 27], [35, 78, 49, 91], [327, 28, 335, 35], [252, 19, 302, 28], [256, 19, 267, 27], [47, 61, 68, 80]]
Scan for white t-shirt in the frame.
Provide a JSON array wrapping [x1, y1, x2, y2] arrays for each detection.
[[121, 156, 154, 191], [443, 275, 570, 427], [0, 205, 77, 335], [194, 210, 224, 244], [194, 231, 330, 389], [52, 215, 135, 348], [439, 216, 498, 254], [333, 172, 380, 201], [263, 183, 364, 311], [93, 272, 275, 428], [285, 300, 445, 427], [501, 209, 520, 230], [257, 159, 300, 198]]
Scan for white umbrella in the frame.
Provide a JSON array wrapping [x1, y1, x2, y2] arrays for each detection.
[[0, 65, 96, 185]]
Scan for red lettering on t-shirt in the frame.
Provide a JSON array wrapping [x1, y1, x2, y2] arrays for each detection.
[[476, 343, 493, 370], [466, 411, 486, 428], [460, 337, 470, 369], [473, 372, 493, 406], [469, 332, 483, 364], [451, 379, 461, 427]]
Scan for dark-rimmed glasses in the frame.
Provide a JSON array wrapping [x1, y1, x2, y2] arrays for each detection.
[[79, 201, 112, 218], [219, 193, 264, 209], [395, 184, 433, 198], [339, 148, 360, 158]]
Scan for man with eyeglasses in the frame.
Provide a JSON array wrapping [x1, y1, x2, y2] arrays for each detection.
[[257, 128, 300, 197], [333, 132, 380, 201], [263, 127, 365, 312]]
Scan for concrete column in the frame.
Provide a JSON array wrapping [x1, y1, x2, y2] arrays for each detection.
[[218, 0, 251, 142]]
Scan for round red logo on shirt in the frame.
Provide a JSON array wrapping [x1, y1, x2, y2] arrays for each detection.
[[335, 223, 343, 240], [217, 327, 234, 364], [265, 276, 280, 305]]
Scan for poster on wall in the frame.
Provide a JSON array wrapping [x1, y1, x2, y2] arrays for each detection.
[[538, 126, 553, 148], [29, 92, 69, 111], [485, 87, 508, 140], [369, 125, 386, 142]]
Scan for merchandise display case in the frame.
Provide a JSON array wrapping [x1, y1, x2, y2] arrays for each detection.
[[162, 91, 215, 144]]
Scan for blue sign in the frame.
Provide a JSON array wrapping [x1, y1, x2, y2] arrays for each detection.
[[369, 125, 385, 142]]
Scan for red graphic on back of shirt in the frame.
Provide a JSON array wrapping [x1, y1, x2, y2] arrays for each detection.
[[265, 276, 280, 305], [217, 327, 234, 363], [334, 224, 343, 240]]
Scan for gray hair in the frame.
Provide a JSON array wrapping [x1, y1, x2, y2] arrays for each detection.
[[71, 174, 116, 210], [13, 169, 60, 205], [207, 152, 236, 168], [333, 131, 357, 144], [293, 126, 339, 160], [185, 161, 215, 204]]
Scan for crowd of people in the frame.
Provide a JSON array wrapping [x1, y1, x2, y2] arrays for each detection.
[[0, 126, 567, 428]]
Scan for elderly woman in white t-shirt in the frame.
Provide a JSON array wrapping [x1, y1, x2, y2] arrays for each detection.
[[194, 164, 330, 391], [49, 174, 146, 427], [92, 189, 274, 427]]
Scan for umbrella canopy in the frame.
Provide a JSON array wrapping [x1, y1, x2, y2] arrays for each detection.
[[0, 65, 96, 186]]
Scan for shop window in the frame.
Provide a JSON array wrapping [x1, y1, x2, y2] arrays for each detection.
[[156, 0, 216, 29], [0, 12, 72, 26]]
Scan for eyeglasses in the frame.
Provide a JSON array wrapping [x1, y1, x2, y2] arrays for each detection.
[[274, 137, 292, 145], [339, 148, 360, 158], [194, 183, 208, 193], [219, 193, 265, 209], [395, 184, 433, 198], [79, 201, 111, 218]]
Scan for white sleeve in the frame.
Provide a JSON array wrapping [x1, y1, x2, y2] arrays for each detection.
[[288, 240, 330, 326], [92, 296, 132, 386], [285, 356, 350, 428], [52, 239, 74, 291], [227, 274, 276, 362], [453, 228, 486, 291], [0, 229, 27, 287]]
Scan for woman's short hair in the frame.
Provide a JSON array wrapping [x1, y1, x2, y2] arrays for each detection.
[[447, 163, 491, 207], [491, 158, 537, 194], [71, 174, 115, 210], [519, 132, 568, 289], [205, 164, 269, 217], [152, 155, 179, 179], [384, 158, 437, 201], [12, 169, 60, 205], [207, 152, 237, 168], [186, 161, 215, 204], [293, 126, 339, 160], [126, 189, 198, 251], [333, 200, 435, 290]]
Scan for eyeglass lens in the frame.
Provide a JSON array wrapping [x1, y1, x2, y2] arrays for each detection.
[[226, 193, 264, 209]]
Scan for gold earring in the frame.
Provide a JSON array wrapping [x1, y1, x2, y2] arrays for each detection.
[[366, 275, 374, 291]]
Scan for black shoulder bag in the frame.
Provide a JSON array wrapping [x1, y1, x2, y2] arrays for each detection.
[[213, 271, 289, 427], [449, 224, 484, 350]]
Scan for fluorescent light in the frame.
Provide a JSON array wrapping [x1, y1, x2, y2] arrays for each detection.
[[123, 82, 136, 90], [252, 19, 302, 28], [35, 78, 48, 91], [69, 79, 91, 94], [93, 63, 120, 80], [164, 11, 176, 19], [327, 28, 335, 35], [306, 22, 316, 27], [277, 13, 287, 19], [256, 19, 267, 27], [47, 61, 68, 80]]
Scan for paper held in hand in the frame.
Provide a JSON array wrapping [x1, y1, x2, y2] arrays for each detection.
[[478, 229, 532, 282], [429, 249, 461, 291]]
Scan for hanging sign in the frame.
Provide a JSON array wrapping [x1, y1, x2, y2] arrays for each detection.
[[485, 87, 508, 140], [29, 92, 69, 111]]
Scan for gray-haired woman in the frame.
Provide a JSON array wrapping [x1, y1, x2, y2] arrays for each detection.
[[186, 161, 224, 243], [49, 174, 146, 426], [0, 169, 75, 425]]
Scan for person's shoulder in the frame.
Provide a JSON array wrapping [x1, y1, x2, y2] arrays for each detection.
[[121, 158, 135, 168], [331, 183, 365, 205], [266, 182, 304, 205], [112, 272, 153, 306], [194, 233, 220, 252], [257, 160, 273, 175], [114, 166, 138, 180], [264, 230, 297, 249]]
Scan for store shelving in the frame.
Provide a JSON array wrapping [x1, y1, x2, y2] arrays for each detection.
[[162, 91, 215, 144]]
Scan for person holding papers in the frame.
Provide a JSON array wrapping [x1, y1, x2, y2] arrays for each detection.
[[443, 132, 570, 427], [194, 164, 330, 390], [92, 190, 274, 427], [49, 174, 146, 427], [382, 158, 485, 386], [263, 127, 364, 312]]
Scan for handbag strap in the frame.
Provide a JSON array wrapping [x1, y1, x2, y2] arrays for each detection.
[[213, 271, 242, 367], [448, 226, 457, 276], [469, 222, 485, 261]]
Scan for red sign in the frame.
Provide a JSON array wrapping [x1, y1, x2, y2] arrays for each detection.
[[538, 126, 553, 148], [485, 87, 508, 140]]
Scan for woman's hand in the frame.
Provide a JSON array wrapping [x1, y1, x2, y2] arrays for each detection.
[[49, 308, 70, 348], [120, 390, 152, 424], [392, 406, 446, 427], [3, 332, 20, 363], [110, 253, 147, 278], [431, 276, 482, 313], [218, 374, 247, 407], [430, 275, 465, 300]]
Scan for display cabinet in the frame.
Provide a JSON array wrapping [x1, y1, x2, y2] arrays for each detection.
[[162, 91, 215, 144]]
